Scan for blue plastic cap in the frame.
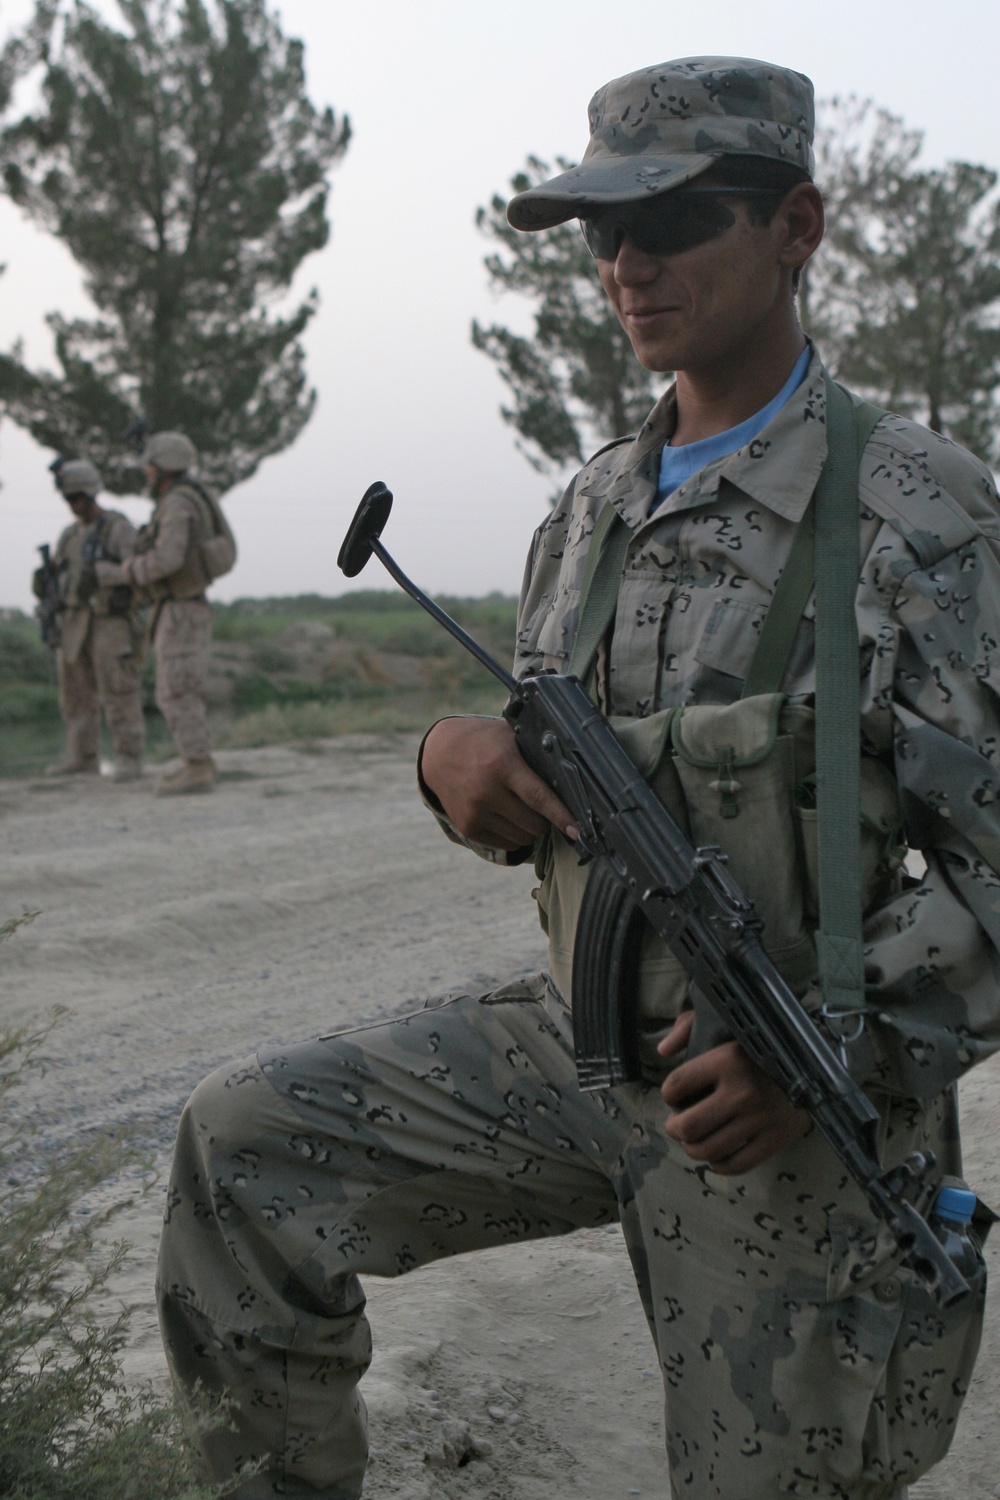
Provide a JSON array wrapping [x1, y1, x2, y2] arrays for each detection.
[[933, 1186, 977, 1223]]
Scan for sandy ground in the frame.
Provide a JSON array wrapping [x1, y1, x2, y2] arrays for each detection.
[[2, 734, 998, 1500]]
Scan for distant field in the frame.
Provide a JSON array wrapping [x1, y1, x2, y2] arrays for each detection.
[[0, 591, 518, 777]]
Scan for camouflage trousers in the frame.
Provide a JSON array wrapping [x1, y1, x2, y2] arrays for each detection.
[[57, 613, 144, 762], [154, 597, 212, 762], [157, 976, 985, 1500]]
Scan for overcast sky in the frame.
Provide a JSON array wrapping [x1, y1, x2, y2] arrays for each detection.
[[1, 0, 999, 612]]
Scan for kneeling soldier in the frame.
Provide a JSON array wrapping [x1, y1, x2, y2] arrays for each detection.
[[158, 56, 1000, 1500]]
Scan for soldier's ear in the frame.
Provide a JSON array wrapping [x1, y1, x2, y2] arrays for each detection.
[[777, 182, 824, 275]]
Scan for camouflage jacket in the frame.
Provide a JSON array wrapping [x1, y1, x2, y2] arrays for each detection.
[[129, 483, 208, 599], [48, 509, 138, 612], [32, 509, 138, 664], [431, 347, 1000, 1100]]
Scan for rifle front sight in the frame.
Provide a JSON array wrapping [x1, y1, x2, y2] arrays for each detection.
[[338, 483, 516, 693]]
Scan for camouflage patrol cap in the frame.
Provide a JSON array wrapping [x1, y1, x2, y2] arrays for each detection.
[[55, 458, 102, 497], [143, 430, 197, 473], [507, 56, 815, 231]]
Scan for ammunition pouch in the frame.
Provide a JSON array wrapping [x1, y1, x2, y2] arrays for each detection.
[[535, 693, 905, 1074]]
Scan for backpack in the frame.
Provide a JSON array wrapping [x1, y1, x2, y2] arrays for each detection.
[[187, 481, 237, 583]]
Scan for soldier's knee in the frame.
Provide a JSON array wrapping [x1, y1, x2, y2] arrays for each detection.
[[175, 1055, 273, 1170]]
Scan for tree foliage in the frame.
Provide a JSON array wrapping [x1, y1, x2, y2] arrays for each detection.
[[476, 110, 1000, 480], [472, 156, 660, 489], [0, 0, 350, 491], [804, 98, 1000, 463], [0, 1, 57, 116]]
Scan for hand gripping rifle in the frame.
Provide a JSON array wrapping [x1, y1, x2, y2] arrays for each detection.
[[339, 481, 972, 1308], [81, 519, 132, 616]]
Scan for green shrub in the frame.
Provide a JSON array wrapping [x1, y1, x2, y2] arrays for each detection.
[[0, 922, 223, 1498], [0, 617, 52, 687], [214, 680, 509, 749], [0, 593, 520, 776], [0, 685, 61, 726]]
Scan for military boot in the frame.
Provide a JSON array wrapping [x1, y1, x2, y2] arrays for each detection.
[[44, 754, 99, 777], [111, 756, 144, 784], [154, 758, 216, 797]]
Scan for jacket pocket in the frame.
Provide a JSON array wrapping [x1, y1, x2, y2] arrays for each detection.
[[777, 1197, 988, 1492], [671, 693, 817, 989]]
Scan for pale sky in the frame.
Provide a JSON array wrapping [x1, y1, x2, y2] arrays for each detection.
[[1, 0, 999, 611]]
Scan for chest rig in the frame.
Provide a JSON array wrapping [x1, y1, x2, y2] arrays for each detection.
[[535, 379, 905, 1074]]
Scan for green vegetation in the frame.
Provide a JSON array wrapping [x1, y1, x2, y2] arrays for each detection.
[[0, 614, 64, 778], [0, 0, 349, 492], [473, 155, 660, 492], [477, 104, 1000, 485], [0, 919, 217, 1497], [0, 590, 518, 777]]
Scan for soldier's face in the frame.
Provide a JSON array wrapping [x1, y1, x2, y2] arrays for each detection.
[[66, 493, 97, 521], [596, 196, 795, 376]]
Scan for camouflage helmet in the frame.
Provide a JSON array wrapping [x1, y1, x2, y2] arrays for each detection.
[[55, 458, 102, 498], [142, 430, 197, 473], [507, 56, 815, 231]]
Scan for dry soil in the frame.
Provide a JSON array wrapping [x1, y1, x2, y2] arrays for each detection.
[[2, 736, 997, 1499]]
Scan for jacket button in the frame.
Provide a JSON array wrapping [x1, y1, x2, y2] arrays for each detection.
[[874, 1275, 902, 1303]]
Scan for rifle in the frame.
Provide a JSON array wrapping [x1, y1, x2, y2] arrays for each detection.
[[35, 543, 64, 650], [338, 480, 976, 1309]]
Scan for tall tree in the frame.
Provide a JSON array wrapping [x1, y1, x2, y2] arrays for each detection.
[[0, 1, 57, 114], [472, 156, 661, 491], [476, 111, 1000, 479], [798, 96, 923, 340], [804, 99, 1000, 462], [0, 0, 350, 491]]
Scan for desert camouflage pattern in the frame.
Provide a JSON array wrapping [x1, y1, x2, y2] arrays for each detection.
[[431, 347, 1000, 1101], [158, 977, 983, 1499], [508, 56, 815, 230], [154, 597, 212, 763], [36, 509, 140, 664], [130, 483, 208, 597], [33, 510, 144, 761], [55, 613, 144, 763], [160, 346, 997, 1497]]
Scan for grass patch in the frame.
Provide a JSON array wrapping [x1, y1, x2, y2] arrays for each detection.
[[0, 593, 519, 777], [212, 589, 516, 662], [0, 615, 53, 688], [213, 682, 508, 750], [0, 917, 223, 1496]]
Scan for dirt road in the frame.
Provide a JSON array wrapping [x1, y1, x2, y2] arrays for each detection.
[[2, 736, 996, 1498]]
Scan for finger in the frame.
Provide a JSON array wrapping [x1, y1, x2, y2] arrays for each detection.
[[668, 1109, 773, 1160], [466, 808, 549, 850], [706, 1131, 789, 1176], [472, 776, 576, 844], [660, 1041, 743, 1109], [709, 1148, 769, 1176], [505, 761, 578, 841], [677, 1110, 813, 1175], [656, 1010, 694, 1058]]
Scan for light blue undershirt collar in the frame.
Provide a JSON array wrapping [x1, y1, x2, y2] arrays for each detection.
[[653, 344, 812, 511]]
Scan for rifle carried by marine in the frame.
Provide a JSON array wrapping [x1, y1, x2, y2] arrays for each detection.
[[35, 542, 65, 650]]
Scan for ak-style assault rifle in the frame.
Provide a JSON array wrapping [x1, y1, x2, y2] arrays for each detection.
[[338, 481, 972, 1308], [35, 543, 64, 650]]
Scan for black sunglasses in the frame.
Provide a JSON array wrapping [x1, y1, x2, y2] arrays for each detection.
[[579, 187, 788, 261]]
